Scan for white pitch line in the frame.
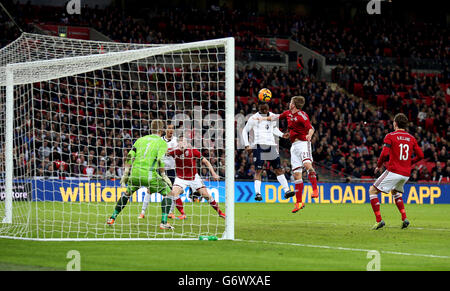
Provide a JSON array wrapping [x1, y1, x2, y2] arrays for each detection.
[[235, 239, 450, 259]]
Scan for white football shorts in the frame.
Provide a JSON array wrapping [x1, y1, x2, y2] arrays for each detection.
[[290, 140, 313, 173], [173, 174, 206, 192], [373, 170, 409, 194]]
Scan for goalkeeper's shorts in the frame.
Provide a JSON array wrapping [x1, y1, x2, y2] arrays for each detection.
[[126, 174, 171, 196]]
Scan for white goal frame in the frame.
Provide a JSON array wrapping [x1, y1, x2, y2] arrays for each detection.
[[0, 34, 235, 241]]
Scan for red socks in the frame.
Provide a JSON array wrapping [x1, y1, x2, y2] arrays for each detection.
[[370, 195, 382, 222], [394, 194, 407, 221], [370, 193, 407, 223], [209, 199, 220, 213], [307, 170, 318, 192], [295, 181, 304, 203], [175, 198, 185, 215]]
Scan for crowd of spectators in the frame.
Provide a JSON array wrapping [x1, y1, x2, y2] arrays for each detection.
[[332, 64, 449, 155], [235, 65, 449, 182], [289, 14, 448, 69], [3, 2, 448, 68]]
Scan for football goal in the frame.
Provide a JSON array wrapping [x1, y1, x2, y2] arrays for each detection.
[[0, 33, 235, 241]]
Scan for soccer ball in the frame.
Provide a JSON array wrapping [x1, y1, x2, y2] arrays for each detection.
[[258, 88, 272, 102]]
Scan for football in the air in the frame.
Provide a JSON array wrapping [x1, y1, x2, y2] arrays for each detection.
[[258, 88, 272, 102]]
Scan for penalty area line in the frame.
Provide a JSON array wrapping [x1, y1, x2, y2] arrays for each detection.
[[235, 239, 450, 259]]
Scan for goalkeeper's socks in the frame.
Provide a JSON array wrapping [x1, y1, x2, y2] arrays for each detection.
[[175, 198, 185, 215], [393, 193, 407, 221], [161, 197, 172, 224], [370, 195, 382, 223], [294, 180, 304, 203], [277, 174, 290, 192], [112, 195, 129, 219]]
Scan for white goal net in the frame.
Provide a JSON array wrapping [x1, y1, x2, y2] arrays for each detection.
[[0, 33, 235, 241]]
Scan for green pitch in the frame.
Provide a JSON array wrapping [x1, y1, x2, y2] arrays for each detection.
[[1, 203, 449, 270]]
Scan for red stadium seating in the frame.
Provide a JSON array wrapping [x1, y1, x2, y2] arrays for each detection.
[[376, 94, 389, 108]]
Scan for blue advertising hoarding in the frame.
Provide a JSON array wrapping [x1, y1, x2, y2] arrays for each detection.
[[26, 179, 450, 204]]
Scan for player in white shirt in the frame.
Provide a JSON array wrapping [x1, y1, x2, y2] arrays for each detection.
[[242, 102, 293, 201], [139, 123, 178, 219], [162, 123, 178, 184]]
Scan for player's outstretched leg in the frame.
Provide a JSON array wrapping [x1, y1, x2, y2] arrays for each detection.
[[107, 192, 131, 225], [200, 188, 225, 219]]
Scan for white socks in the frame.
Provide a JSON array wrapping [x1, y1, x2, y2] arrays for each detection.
[[254, 179, 261, 194], [141, 192, 152, 214], [277, 174, 290, 192]]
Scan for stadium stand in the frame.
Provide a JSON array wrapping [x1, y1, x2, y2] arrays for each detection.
[[0, 1, 448, 183]]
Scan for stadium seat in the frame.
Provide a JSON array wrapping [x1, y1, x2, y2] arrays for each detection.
[[424, 96, 433, 106], [424, 118, 435, 131], [353, 83, 363, 96], [376, 94, 388, 108]]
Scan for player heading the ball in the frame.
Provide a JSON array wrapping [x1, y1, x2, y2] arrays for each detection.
[[242, 101, 293, 201], [257, 96, 318, 213]]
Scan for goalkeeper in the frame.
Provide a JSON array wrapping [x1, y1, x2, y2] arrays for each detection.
[[107, 119, 175, 230]]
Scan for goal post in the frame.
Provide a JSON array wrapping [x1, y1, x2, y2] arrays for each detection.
[[2, 67, 13, 224], [0, 33, 235, 241]]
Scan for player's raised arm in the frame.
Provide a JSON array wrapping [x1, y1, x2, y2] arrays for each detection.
[[201, 156, 220, 181]]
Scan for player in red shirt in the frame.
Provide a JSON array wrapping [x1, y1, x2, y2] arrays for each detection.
[[258, 96, 319, 213], [370, 113, 424, 230], [166, 136, 225, 219]]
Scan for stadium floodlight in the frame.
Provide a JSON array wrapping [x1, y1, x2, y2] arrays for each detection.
[[0, 33, 235, 241]]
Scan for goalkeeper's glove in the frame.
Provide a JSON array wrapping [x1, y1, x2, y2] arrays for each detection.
[[161, 173, 172, 188], [120, 167, 130, 187]]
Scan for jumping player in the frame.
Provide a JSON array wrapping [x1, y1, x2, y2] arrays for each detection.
[[242, 101, 293, 201], [370, 113, 424, 230], [258, 96, 318, 213]]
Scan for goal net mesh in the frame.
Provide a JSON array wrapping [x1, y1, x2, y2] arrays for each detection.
[[0, 33, 233, 240]]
